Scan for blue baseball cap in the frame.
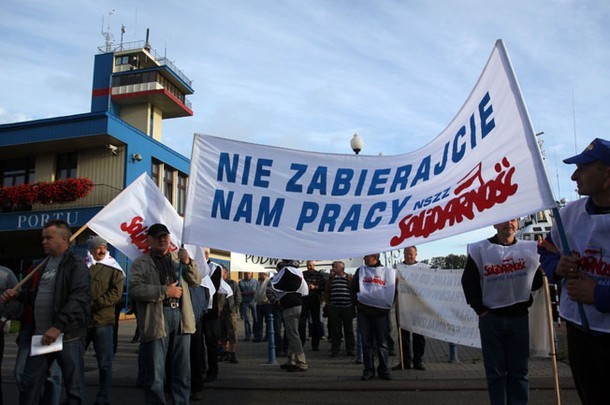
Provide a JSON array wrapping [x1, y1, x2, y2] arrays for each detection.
[[563, 138, 610, 165]]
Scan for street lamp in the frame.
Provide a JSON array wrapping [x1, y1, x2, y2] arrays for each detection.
[[350, 133, 363, 155]]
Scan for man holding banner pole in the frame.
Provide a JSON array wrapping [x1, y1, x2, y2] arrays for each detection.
[[128, 223, 201, 404], [393, 246, 427, 371], [539, 138, 610, 405], [462, 218, 543, 405], [1, 219, 90, 405]]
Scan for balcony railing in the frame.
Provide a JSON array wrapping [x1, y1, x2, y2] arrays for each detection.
[[98, 40, 193, 88]]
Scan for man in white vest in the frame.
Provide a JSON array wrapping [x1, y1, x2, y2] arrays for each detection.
[[352, 253, 396, 381], [539, 138, 610, 405], [461, 219, 542, 405]]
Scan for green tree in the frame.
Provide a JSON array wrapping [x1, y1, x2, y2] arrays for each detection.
[[428, 254, 467, 269]]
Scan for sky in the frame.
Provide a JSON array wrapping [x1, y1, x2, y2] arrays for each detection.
[[2, 0, 610, 260]]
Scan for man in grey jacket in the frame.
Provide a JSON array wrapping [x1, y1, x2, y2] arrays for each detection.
[[1, 219, 91, 405], [128, 223, 201, 404]]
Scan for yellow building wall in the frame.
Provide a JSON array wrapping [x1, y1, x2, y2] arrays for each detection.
[[120, 104, 150, 135], [151, 106, 163, 142]]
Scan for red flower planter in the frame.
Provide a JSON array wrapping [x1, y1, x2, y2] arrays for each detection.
[[0, 177, 94, 206]]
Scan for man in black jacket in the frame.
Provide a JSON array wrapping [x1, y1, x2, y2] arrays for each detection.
[[1, 219, 90, 405]]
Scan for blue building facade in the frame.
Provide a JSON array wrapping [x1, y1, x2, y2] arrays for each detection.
[[0, 35, 195, 284]]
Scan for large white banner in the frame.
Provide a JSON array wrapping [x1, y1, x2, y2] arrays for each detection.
[[183, 40, 555, 260], [397, 264, 552, 357], [397, 265, 481, 347]]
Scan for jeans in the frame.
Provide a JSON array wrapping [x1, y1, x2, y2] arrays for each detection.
[[141, 307, 191, 404], [358, 311, 390, 377], [202, 315, 220, 378], [400, 328, 426, 365], [566, 321, 610, 405], [479, 313, 529, 405], [15, 327, 62, 405], [328, 305, 355, 355], [190, 315, 206, 393], [86, 326, 114, 403], [299, 295, 321, 349], [240, 300, 257, 339], [20, 337, 85, 405]]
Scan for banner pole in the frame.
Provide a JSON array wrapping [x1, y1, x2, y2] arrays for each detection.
[[70, 223, 89, 242], [543, 274, 561, 405], [395, 270, 405, 370], [396, 306, 404, 370]]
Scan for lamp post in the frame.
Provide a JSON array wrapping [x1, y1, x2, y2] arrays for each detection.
[[349, 132, 364, 365], [350, 133, 363, 155]]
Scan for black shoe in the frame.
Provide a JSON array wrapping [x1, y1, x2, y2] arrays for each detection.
[[190, 390, 203, 401], [413, 362, 426, 371], [280, 363, 292, 370], [312, 347, 319, 352], [391, 364, 404, 371], [361, 371, 374, 381], [287, 365, 308, 372], [204, 374, 217, 382], [381, 373, 392, 380]]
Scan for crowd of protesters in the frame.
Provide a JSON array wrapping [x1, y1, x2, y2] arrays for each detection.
[[0, 137, 607, 405]]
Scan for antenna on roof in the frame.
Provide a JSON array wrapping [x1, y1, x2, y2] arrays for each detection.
[[120, 24, 126, 50], [144, 28, 151, 51], [101, 9, 115, 52]]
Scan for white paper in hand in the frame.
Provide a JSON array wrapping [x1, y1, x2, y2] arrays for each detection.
[[30, 333, 64, 356]]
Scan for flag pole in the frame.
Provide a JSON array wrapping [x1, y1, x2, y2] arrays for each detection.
[[395, 270, 405, 370], [10, 223, 89, 292], [543, 274, 561, 405]]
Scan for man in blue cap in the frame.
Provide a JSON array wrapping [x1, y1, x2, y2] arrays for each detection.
[[539, 138, 610, 405]]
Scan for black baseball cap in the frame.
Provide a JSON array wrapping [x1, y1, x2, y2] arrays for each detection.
[[147, 223, 170, 237]]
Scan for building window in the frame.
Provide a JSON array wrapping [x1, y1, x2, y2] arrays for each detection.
[[177, 173, 187, 215], [151, 160, 160, 186], [163, 167, 174, 203], [56, 152, 77, 180], [1, 158, 35, 187], [115, 55, 129, 66]]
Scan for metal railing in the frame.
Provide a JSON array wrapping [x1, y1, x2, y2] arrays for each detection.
[[98, 40, 193, 88]]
